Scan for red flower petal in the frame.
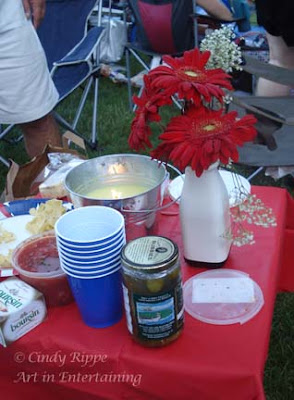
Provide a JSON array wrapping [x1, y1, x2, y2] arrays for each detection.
[[149, 48, 232, 104], [150, 106, 257, 175]]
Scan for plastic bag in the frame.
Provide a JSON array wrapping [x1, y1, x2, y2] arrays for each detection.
[[100, 17, 127, 63], [38, 156, 85, 198], [2, 132, 87, 201]]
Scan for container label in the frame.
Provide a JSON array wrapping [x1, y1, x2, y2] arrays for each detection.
[[0, 278, 37, 314], [132, 282, 184, 341], [124, 236, 175, 265], [2, 300, 47, 344]]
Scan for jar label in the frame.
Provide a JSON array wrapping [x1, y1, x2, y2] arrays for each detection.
[[122, 284, 133, 334], [131, 282, 184, 342], [123, 236, 175, 265]]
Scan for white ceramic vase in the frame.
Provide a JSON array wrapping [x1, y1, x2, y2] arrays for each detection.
[[179, 163, 232, 266]]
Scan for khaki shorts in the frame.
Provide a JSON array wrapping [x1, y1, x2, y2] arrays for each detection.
[[0, 19, 59, 124]]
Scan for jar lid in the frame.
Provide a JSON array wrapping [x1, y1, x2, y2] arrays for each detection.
[[183, 269, 264, 325], [121, 236, 178, 273]]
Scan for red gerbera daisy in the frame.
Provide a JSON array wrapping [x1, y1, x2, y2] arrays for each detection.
[[129, 75, 172, 151], [151, 106, 257, 177], [133, 75, 171, 121], [148, 48, 233, 105], [128, 112, 153, 151]]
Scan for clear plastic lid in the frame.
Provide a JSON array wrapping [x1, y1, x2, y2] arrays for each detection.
[[183, 269, 264, 325]]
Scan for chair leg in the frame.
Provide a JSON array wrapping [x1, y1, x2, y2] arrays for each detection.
[[0, 123, 23, 147], [53, 112, 83, 137], [0, 155, 11, 168], [53, 69, 101, 150], [126, 47, 153, 112], [247, 167, 265, 181], [0, 124, 16, 140], [90, 76, 99, 149], [129, 48, 150, 70], [133, 86, 143, 112], [125, 47, 133, 111], [72, 77, 94, 129]]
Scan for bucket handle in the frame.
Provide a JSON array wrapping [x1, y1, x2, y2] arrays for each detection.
[[121, 162, 183, 214]]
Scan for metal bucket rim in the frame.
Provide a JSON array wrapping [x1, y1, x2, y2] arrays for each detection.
[[65, 155, 183, 214], [65, 154, 167, 201]]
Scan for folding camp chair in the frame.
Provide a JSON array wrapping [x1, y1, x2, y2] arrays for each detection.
[[229, 54, 294, 176], [124, 0, 198, 111], [0, 0, 104, 166], [230, 56, 294, 167], [39, 0, 105, 149]]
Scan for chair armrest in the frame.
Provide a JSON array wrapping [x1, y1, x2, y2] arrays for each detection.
[[231, 94, 294, 126], [54, 26, 104, 67], [243, 54, 294, 87], [192, 12, 244, 25]]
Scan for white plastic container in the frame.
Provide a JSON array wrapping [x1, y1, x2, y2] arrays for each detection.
[[183, 269, 264, 325], [0, 277, 47, 347], [180, 163, 232, 265]]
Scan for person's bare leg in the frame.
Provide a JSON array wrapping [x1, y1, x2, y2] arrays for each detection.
[[19, 113, 61, 158], [256, 33, 294, 96]]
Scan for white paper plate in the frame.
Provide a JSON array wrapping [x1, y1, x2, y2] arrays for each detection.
[[168, 170, 251, 208], [0, 215, 34, 275]]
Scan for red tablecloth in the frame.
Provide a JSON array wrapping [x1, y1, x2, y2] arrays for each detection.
[[1, 186, 294, 400]]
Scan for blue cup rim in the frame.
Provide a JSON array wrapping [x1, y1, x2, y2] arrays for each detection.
[[60, 259, 121, 275], [55, 206, 125, 244], [58, 252, 121, 269], [58, 251, 122, 266], [56, 227, 125, 249], [57, 241, 123, 265], [59, 253, 121, 267], [56, 234, 125, 257], [56, 230, 125, 252], [62, 264, 121, 279]]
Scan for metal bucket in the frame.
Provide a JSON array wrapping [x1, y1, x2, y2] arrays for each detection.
[[65, 154, 177, 240]]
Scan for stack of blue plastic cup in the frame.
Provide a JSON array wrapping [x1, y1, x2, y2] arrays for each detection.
[[55, 206, 125, 328]]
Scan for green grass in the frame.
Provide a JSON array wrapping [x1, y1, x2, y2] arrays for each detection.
[[264, 293, 294, 400], [1, 71, 294, 399]]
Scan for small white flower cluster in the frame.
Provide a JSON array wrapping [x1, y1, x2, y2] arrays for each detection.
[[200, 25, 243, 73], [239, 195, 277, 228], [228, 206, 255, 246], [226, 223, 255, 247], [228, 193, 277, 247], [222, 170, 277, 246]]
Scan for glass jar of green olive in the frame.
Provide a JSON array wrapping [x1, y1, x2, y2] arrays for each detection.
[[121, 236, 184, 347]]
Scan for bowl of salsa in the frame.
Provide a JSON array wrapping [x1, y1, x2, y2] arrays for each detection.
[[12, 231, 74, 307]]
